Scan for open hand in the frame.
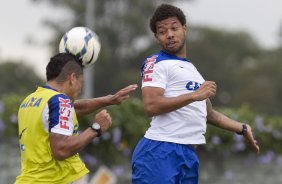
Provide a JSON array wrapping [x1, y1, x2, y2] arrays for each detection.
[[244, 124, 260, 154], [108, 84, 138, 105]]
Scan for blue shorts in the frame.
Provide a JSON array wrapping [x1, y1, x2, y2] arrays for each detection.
[[132, 137, 199, 184]]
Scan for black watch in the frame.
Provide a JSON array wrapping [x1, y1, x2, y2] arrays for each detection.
[[236, 124, 247, 135], [91, 122, 102, 137]]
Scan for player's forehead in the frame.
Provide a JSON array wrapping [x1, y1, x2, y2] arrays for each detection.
[[156, 17, 181, 29]]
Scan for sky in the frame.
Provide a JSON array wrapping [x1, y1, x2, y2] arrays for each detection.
[[0, 0, 281, 77]]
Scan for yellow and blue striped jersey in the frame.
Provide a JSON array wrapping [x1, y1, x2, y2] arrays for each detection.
[[15, 86, 88, 184]]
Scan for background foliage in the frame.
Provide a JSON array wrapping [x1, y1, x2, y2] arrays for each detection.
[[32, 0, 282, 115], [0, 95, 282, 183]]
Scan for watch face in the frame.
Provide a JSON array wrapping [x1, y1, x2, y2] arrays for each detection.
[[92, 123, 101, 130]]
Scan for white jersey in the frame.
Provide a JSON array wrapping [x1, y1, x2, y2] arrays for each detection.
[[141, 50, 207, 145]]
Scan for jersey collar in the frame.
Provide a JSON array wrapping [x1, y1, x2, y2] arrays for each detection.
[[42, 85, 58, 92], [160, 50, 190, 62]]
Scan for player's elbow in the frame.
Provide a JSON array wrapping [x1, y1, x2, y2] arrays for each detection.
[[52, 150, 69, 161], [144, 104, 159, 117], [144, 109, 155, 117]]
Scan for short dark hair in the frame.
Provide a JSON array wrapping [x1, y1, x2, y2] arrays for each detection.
[[150, 4, 187, 33], [46, 53, 83, 82]]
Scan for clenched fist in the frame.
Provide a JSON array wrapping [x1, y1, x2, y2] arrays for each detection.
[[94, 109, 112, 133], [193, 81, 217, 101]]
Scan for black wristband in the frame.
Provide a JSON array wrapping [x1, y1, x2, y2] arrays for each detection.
[[94, 128, 102, 137], [236, 124, 247, 135]]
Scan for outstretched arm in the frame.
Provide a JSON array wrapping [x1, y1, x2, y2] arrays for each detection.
[[74, 84, 138, 117], [206, 99, 260, 153]]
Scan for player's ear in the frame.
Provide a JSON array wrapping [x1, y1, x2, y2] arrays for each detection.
[[69, 73, 77, 85], [184, 24, 188, 32]]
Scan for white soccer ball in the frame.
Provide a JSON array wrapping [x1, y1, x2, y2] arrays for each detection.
[[59, 27, 101, 66]]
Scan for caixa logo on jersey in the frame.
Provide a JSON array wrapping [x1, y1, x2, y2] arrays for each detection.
[[186, 81, 201, 91]]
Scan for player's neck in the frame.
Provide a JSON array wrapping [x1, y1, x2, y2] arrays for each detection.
[[175, 46, 187, 59], [46, 81, 68, 96]]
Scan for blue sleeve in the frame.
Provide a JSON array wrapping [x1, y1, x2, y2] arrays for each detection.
[[47, 94, 74, 132]]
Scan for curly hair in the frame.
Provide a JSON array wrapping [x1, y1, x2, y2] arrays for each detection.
[[150, 4, 187, 33]]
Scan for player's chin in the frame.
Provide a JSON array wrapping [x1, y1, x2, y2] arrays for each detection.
[[164, 44, 181, 53], [164, 47, 180, 55]]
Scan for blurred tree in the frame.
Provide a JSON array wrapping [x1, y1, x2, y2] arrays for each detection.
[[32, 0, 175, 98], [0, 61, 43, 97], [0, 94, 23, 139], [243, 47, 282, 114], [186, 26, 282, 114], [30, 0, 281, 114], [187, 27, 261, 106]]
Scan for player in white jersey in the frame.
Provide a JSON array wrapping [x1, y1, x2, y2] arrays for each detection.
[[132, 4, 259, 184]]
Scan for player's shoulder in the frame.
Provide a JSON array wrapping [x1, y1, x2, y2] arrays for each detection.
[[143, 50, 166, 64], [141, 51, 165, 69], [48, 93, 73, 108]]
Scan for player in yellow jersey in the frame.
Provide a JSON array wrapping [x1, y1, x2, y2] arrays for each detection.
[[16, 53, 137, 184]]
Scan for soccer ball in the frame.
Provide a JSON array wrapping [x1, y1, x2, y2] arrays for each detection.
[[59, 26, 101, 66]]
